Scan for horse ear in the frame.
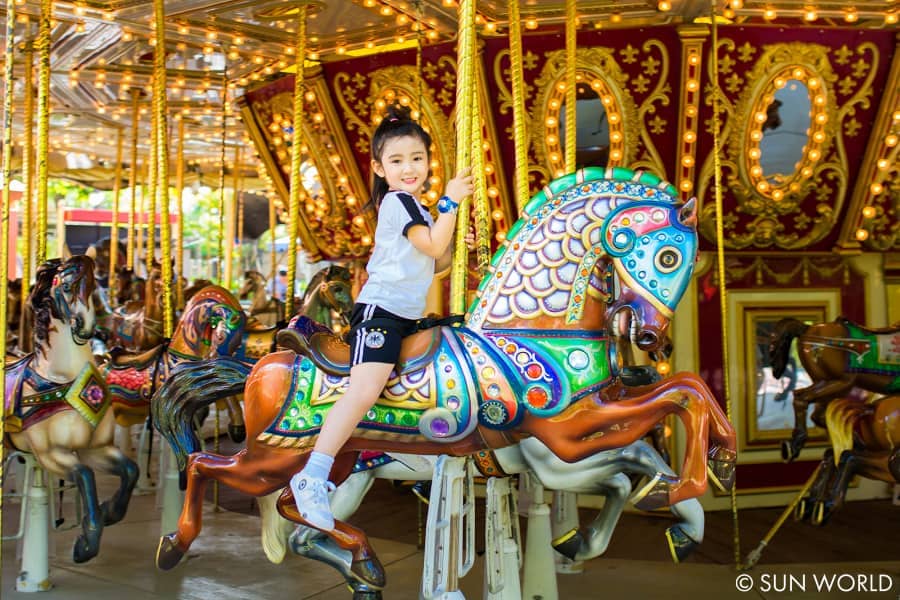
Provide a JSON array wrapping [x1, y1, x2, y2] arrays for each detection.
[[678, 198, 697, 229], [85, 246, 97, 260]]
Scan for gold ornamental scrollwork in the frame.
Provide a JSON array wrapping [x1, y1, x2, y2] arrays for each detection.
[[531, 48, 640, 184], [698, 41, 880, 250]]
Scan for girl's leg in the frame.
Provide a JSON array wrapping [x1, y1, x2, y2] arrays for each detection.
[[291, 361, 395, 531]]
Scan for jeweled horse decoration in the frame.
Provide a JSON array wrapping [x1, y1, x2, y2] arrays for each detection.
[[3, 256, 139, 563], [237, 270, 285, 327], [152, 168, 736, 589], [296, 264, 354, 329], [794, 393, 900, 525], [104, 285, 248, 440], [769, 317, 900, 461]]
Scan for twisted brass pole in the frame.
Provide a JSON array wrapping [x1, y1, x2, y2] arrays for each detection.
[[285, 5, 308, 317], [109, 129, 124, 306], [153, 0, 173, 336], [34, 0, 51, 263], [127, 89, 140, 270]]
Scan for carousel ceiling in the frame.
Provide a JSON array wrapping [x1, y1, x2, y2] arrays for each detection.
[[0, 0, 898, 257]]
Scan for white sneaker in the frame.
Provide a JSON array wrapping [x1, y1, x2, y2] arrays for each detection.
[[290, 473, 336, 531]]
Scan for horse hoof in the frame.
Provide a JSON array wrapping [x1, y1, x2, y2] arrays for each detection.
[[156, 534, 187, 570], [411, 481, 431, 505], [812, 502, 832, 526], [707, 448, 736, 492], [228, 424, 246, 444], [665, 524, 699, 563], [793, 499, 812, 522], [73, 531, 101, 564], [552, 528, 583, 561], [349, 585, 383, 600], [349, 558, 386, 589], [632, 473, 677, 511], [781, 440, 799, 463]]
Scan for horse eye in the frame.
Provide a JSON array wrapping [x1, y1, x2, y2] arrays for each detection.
[[654, 247, 682, 274]]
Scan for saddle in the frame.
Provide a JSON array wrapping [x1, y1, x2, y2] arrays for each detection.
[[838, 317, 900, 337], [109, 344, 166, 369], [276, 316, 443, 377]]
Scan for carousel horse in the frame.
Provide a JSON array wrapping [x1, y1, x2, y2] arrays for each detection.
[[794, 393, 900, 525], [237, 270, 285, 327], [104, 285, 248, 442], [296, 264, 354, 329], [112, 266, 146, 306], [3, 255, 139, 563], [101, 262, 167, 352], [151, 168, 736, 588], [769, 316, 900, 461], [86, 237, 126, 290], [183, 277, 216, 302], [260, 439, 705, 587]]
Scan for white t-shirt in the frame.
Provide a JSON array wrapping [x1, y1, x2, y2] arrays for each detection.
[[356, 190, 435, 319]]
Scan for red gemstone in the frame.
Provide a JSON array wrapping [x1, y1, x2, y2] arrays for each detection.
[[526, 364, 543, 379], [526, 386, 548, 408]]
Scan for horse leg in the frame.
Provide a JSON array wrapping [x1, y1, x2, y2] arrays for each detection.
[[785, 380, 852, 461], [223, 395, 246, 443], [79, 445, 139, 526], [815, 450, 859, 525], [156, 448, 310, 570], [890, 447, 900, 482], [67, 464, 105, 563], [795, 451, 833, 522]]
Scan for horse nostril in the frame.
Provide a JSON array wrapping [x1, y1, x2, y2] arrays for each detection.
[[636, 331, 659, 350]]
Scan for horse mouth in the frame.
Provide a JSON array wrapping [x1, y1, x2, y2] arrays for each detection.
[[72, 316, 96, 345]]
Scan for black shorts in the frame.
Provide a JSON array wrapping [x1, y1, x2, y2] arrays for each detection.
[[349, 303, 419, 367]]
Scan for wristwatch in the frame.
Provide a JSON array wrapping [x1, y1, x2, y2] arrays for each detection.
[[438, 195, 459, 214]]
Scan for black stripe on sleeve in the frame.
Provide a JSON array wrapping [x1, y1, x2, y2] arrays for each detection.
[[394, 192, 428, 237]]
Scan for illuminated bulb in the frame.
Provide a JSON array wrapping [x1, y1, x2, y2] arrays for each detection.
[[749, 148, 761, 159], [844, 10, 858, 23], [870, 183, 883, 195], [862, 206, 876, 219], [729, 0, 743, 8], [808, 149, 820, 160], [689, 54, 699, 65], [336, 45, 346, 55], [855, 229, 869, 241], [886, 12, 898, 25], [877, 159, 889, 170], [610, 150, 621, 160], [686, 79, 698, 91], [657, 0, 671, 11], [793, 68, 805, 79], [772, 189, 783, 201], [751, 166, 762, 177], [656, 361, 671, 376], [610, 12, 622, 23], [680, 180, 692, 192], [763, 7, 776, 20], [885, 134, 898, 147], [683, 131, 696, 143], [757, 181, 770, 192], [233, 36, 244, 45], [352, 215, 365, 227], [750, 130, 762, 142], [525, 18, 538, 29], [803, 7, 817, 21], [681, 156, 694, 167], [122, 31, 133, 42]]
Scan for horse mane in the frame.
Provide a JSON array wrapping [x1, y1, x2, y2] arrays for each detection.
[[28, 256, 96, 355], [769, 318, 809, 378]]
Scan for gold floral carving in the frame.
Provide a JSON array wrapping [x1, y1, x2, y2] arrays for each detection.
[[698, 41, 879, 249]]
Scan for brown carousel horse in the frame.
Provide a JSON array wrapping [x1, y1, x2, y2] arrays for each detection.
[[769, 317, 900, 461], [794, 393, 900, 525], [100, 262, 167, 351], [297, 264, 354, 330], [183, 277, 216, 302], [152, 168, 736, 589], [3, 256, 138, 563], [237, 270, 285, 327]]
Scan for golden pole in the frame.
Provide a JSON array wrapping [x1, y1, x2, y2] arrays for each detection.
[[34, 0, 51, 263], [21, 40, 34, 300], [153, 0, 173, 337], [449, 0, 475, 315], [710, 0, 740, 569], [235, 147, 244, 256], [223, 145, 238, 289], [268, 193, 277, 286], [217, 85, 227, 285], [1, 0, 17, 570], [285, 5, 308, 317], [564, 0, 577, 173], [508, 0, 529, 210], [127, 89, 140, 270], [109, 129, 124, 306], [137, 161, 147, 269], [146, 86, 158, 273], [469, 49, 490, 272], [175, 116, 185, 308]]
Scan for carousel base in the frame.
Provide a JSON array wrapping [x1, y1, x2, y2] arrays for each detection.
[[2, 472, 899, 600]]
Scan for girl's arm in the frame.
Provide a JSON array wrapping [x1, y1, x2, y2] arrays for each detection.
[[408, 168, 473, 259]]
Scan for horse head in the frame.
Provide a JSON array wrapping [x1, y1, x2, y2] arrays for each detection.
[[317, 265, 353, 325], [29, 255, 98, 354], [238, 270, 266, 300], [602, 198, 698, 353], [172, 286, 247, 359]]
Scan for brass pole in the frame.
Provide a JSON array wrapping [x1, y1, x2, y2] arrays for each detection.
[[21, 40, 34, 299], [175, 116, 185, 308], [109, 129, 124, 306], [127, 89, 140, 270], [217, 81, 227, 285], [136, 161, 147, 270], [268, 193, 277, 288], [234, 146, 244, 270], [223, 145, 238, 289], [564, 0, 577, 173], [146, 86, 158, 273], [0, 0, 15, 571], [285, 5, 308, 317], [508, 0, 529, 210], [34, 0, 51, 263], [153, 0, 173, 336]]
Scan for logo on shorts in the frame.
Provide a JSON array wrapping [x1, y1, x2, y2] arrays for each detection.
[[365, 330, 386, 349]]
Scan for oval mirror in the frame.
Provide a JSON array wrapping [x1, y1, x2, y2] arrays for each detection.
[[559, 83, 610, 169], [758, 79, 811, 183]]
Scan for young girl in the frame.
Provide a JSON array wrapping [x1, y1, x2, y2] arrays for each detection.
[[290, 107, 474, 531]]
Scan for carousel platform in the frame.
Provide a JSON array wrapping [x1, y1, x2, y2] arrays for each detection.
[[2, 451, 898, 600]]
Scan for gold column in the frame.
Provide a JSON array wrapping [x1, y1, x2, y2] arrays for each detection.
[[217, 82, 227, 285], [223, 145, 239, 289], [109, 129, 124, 305], [153, 0, 173, 336], [146, 86, 158, 273], [450, 0, 475, 314], [127, 89, 140, 270], [470, 61, 490, 272], [21, 40, 34, 302], [175, 116, 185, 308], [234, 146, 244, 274], [34, 0, 51, 263], [508, 0, 529, 210], [285, 5, 308, 317], [268, 193, 277, 286], [1, 0, 16, 568], [564, 0, 577, 173]]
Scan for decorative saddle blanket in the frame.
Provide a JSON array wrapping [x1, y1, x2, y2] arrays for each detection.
[[838, 321, 900, 389]]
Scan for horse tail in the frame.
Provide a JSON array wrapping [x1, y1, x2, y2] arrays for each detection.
[[151, 357, 251, 471], [259, 490, 293, 564], [824, 398, 871, 464], [769, 318, 809, 379]]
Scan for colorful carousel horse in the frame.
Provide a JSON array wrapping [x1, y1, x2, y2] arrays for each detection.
[[769, 317, 900, 461], [152, 168, 736, 589], [238, 270, 285, 327], [100, 262, 167, 352], [296, 264, 354, 330], [3, 255, 138, 563], [104, 285, 248, 440], [794, 393, 900, 525]]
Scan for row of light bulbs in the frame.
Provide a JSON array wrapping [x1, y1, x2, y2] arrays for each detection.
[[657, 0, 899, 24]]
